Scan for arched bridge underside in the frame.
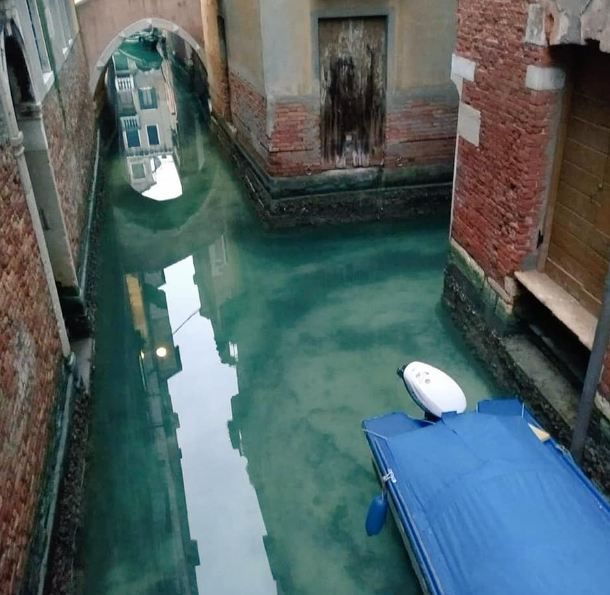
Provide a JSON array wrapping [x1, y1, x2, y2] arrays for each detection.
[[76, 0, 205, 92]]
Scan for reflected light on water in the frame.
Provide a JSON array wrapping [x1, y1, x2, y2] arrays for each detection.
[[155, 346, 168, 358], [162, 256, 277, 594], [142, 155, 183, 201]]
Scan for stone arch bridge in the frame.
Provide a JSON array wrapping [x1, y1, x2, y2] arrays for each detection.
[[76, 0, 222, 95]]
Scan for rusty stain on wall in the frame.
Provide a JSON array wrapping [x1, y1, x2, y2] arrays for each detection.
[[319, 17, 386, 168]]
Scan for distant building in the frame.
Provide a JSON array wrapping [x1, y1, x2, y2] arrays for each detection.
[[202, 0, 459, 224]]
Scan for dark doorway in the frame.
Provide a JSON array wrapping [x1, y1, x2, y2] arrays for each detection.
[[319, 17, 387, 168]]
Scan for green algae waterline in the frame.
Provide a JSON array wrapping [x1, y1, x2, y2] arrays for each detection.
[[79, 42, 498, 595]]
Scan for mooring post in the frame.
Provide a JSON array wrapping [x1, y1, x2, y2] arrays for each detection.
[[571, 264, 610, 463]]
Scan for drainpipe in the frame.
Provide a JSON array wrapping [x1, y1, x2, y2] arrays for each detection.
[[0, 44, 70, 357], [570, 264, 610, 463]]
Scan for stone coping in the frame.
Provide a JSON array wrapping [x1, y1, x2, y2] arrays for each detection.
[[515, 269, 596, 351]]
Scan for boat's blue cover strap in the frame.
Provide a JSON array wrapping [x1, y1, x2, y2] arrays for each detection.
[[364, 402, 610, 595]]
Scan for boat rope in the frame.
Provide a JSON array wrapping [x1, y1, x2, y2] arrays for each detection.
[[382, 470, 396, 484]]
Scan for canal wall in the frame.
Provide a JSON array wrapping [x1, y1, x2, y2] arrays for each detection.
[[42, 36, 97, 270], [0, 141, 64, 594], [205, 0, 458, 224], [445, 0, 610, 489], [0, 3, 98, 592], [444, 241, 610, 491]]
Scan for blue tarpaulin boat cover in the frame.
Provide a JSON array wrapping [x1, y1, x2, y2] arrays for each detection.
[[363, 400, 610, 594]]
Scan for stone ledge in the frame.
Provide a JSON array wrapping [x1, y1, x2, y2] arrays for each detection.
[[451, 53, 476, 81], [515, 270, 596, 350], [457, 102, 481, 147], [525, 64, 566, 91]]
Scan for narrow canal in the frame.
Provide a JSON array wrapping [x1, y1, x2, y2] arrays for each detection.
[[78, 38, 498, 594]]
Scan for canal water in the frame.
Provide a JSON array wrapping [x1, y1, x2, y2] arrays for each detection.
[[79, 39, 498, 595]]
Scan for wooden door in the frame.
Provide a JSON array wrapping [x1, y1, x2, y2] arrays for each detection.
[[545, 48, 610, 315], [319, 17, 386, 168]]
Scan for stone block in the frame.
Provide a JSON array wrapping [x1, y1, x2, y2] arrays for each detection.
[[524, 4, 548, 46], [451, 53, 476, 81], [525, 65, 566, 91], [457, 101, 481, 147]]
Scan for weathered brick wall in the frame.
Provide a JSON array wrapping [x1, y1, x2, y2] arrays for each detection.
[[268, 101, 321, 176], [450, 0, 560, 284], [229, 72, 457, 179], [229, 71, 268, 162], [385, 93, 457, 169], [0, 143, 62, 594], [43, 35, 96, 267], [449, 0, 610, 407]]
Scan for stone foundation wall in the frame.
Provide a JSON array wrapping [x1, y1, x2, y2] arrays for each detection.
[[228, 70, 457, 182], [42, 35, 96, 268], [443, 245, 610, 492], [212, 117, 452, 227], [0, 142, 62, 594]]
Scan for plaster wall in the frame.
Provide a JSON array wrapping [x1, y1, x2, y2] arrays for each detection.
[[223, 0, 265, 91], [258, 0, 456, 98]]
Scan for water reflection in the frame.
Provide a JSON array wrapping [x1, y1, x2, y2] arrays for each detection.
[[109, 32, 183, 200], [80, 37, 500, 595]]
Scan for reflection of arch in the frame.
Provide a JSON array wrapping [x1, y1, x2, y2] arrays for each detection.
[[91, 18, 206, 93]]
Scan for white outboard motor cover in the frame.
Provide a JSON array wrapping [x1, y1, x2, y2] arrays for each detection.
[[403, 362, 466, 417]]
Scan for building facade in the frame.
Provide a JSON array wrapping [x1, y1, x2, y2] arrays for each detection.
[[203, 0, 460, 224], [0, 1, 96, 592], [445, 0, 610, 483]]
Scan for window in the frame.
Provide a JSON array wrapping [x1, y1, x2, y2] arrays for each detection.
[[131, 163, 146, 179], [25, 0, 51, 72], [146, 125, 160, 146], [126, 129, 140, 148], [43, 0, 78, 68], [113, 54, 130, 74], [121, 116, 139, 130], [138, 87, 158, 110]]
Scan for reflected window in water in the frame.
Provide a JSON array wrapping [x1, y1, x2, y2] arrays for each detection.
[[108, 30, 185, 201]]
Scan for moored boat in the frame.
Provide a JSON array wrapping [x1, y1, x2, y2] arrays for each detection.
[[363, 362, 610, 594]]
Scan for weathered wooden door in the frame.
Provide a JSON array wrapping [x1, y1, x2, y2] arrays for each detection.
[[319, 17, 386, 168], [545, 48, 610, 316]]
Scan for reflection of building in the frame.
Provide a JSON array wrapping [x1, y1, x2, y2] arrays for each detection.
[[192, 230, 242, 365], [123, 269, 200, 594], [80, 267, 200, 593], [110, 35, 182, 200]]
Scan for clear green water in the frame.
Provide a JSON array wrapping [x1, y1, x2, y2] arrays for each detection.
[[80, 50, 498, 595]]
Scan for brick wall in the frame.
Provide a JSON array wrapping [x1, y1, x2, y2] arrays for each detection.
[[450, 0, 560, 284], [268, 101, 321, 177], [0, 142, 62, 594], [385, 93, 458, 169], [449, 0, 610, 407], [43, 35, 96, 267], [228, 70, 457, 179], [229, 71, 267, 161]]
